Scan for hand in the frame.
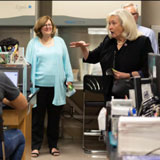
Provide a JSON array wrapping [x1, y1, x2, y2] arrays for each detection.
[[70, 41, 89, 48], [65, 82, 73, 89], [70, 41, 90, 60], [66, 81, 72, 86], [112, 69, 130, 79]]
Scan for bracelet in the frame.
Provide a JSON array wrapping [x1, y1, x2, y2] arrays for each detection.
[[129, 72, 133, 78]]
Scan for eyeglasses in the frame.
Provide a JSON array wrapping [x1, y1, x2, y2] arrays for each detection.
[[43, 24, 52, 28], [131, 12, 138, 16]]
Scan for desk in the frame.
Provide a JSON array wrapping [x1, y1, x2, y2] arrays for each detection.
[[2, 88, 39, 160]]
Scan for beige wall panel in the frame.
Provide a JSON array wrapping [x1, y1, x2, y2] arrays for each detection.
[[0, 1, 35, 18], [142, 1, 160, 28], [53, 1, 141, 18], [0, 27, 31, 54]]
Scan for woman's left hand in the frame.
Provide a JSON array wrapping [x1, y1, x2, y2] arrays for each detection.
[[112, 69, 130, 79], [66, 82, 73, 88]]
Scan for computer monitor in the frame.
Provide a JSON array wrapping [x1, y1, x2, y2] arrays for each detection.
[[0, 64, 32, 91], [3, 70, 19, 87], [148, 53, 160, 98]]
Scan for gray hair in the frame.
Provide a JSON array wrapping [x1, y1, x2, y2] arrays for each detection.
[[106, 9, 141, 41], [122, 2, 139, 14]]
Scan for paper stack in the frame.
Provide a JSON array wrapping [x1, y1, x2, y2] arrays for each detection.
[[118, 116, 160, 156], [123, 155, 160, 160], [111, 99, 133, 138], [111, 99, 133, 116]]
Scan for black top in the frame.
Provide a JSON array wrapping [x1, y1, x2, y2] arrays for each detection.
[[84, 35, 153, 78], [0, 72, 20, 102]]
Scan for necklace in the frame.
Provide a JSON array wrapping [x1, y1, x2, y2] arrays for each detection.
[[117, 40, 126, 50], [117, 40, 125, 44], [117, 40, 127, 47]]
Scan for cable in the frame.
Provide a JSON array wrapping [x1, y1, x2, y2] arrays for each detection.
[[145, 147, 160, 155]]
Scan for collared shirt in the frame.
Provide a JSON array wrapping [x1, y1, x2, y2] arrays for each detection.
[[138, 25, 159, 54]]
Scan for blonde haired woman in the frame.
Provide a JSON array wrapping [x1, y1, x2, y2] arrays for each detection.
[[70, 9, 153, 101], [107, 9, 141, 41]]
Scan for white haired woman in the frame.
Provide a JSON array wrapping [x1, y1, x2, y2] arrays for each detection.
[[70, 9, 153, 101]]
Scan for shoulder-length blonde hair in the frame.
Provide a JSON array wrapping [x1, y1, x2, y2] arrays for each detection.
[[106, 9, 141, 41], [34, 15, 56, 38]]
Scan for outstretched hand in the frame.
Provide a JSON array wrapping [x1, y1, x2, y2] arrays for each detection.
[[70, 41, 89, 48]]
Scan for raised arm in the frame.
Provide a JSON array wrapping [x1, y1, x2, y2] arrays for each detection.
[[70, 41, 90, 60]]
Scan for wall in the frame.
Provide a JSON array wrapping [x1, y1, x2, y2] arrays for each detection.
[[53, 1, 141, 26], [52, 1, 141, 18], [58, 27, 106, 71], [0, 1, 141, 26], [0, 1, 34, 26], [0, 1, 34, 18], [142, 1, 160, 28], [0, 27, 31, 53]]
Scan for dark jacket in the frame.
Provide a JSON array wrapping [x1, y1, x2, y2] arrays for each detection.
[[84, 35, 153, 100], [84, 35, 153, 78]]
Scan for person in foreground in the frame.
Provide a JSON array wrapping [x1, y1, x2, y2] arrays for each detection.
[[123, 2, 159, 54], [0, 72, 28, 160], [26, 15, 73, 157], [70, 9, 153, 102]]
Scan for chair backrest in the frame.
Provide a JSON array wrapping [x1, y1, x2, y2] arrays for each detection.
[[83, 75, 104, 94]]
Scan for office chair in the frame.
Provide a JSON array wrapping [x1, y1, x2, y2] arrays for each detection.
[[82, 75, 107, 154]]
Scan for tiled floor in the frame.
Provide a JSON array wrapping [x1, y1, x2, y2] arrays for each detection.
[[31, 139, 108, 160]]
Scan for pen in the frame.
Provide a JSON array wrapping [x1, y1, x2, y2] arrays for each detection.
[[112, 68, 118, 72]]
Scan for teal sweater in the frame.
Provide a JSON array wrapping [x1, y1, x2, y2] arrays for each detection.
[[26, 36, 73, 106]]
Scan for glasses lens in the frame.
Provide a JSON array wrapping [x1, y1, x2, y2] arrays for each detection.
[[43, 24, 52, 27]]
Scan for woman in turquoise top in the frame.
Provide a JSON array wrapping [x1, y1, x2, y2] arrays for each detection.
[[26, 15, 73, 157]]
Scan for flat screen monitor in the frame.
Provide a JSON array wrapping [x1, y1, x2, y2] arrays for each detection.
[[0, 64, 32, 91], [148, 53, 160, 98], [3, 70, 18, 87]]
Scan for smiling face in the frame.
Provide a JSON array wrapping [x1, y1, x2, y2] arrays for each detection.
[[108, 15, 124, 40], [41, 19, 53, 37]]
